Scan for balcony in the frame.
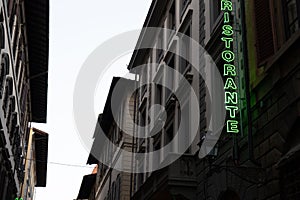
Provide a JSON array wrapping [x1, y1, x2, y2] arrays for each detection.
[[132, 153, 197, 200]]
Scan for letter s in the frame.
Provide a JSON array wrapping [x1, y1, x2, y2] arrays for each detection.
[[222, 25, 233, 36]]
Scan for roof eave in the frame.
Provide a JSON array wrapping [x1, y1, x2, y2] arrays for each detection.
[[25, 0, 49, 123]]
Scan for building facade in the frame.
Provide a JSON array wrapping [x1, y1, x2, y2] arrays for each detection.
[[127, 0, 300, 199], [0, 0, 49, 199], [127, 0, 202, 199], [77, 166, 98, 200], [78, 0, 300, 199], [21, 128, 49, 200], [78, 77, 136, 200], [197, 0, 300, 199]]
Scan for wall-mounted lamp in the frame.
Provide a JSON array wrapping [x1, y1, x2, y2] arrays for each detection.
[[198, 130, 219, 159]]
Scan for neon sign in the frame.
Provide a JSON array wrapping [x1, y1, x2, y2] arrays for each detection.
[[221, 0, 239, 133]]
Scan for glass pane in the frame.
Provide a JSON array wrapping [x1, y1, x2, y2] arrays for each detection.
[[287, 0, 298, 23]]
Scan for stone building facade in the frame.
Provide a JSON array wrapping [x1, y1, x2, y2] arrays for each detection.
[[127, 0, 300, 199], [78, 77, 136, 200], [196, 0, 300, 199], [127, 0, 202, 199], [0, 0, 49, 199], [78, 0, 300, 199], [21, 128, 48, 199]]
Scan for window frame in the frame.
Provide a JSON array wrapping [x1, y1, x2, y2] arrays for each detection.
[[282, 0, 300, 39]]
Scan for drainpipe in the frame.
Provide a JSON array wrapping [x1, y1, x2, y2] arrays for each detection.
[[240, 0, 256, 163]]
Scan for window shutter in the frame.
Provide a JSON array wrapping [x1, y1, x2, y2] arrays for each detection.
[[254, 0, 275, 65]]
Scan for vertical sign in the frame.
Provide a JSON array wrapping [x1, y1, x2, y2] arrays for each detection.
[[220, 0, 239, 133]]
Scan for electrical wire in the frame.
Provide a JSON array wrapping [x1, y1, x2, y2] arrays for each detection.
[[10, 155, 95, 169], [47, 161, 95, 168]]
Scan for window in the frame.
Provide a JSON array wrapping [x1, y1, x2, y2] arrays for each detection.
[[283, 0, 300, 38], [137, 164, 144, 188], [20, 82, 28, 114], [111, 182, 116, 200], [0, 9, 3, 23], [148, 55, 152, 80], [0, 22, 4, 49], [180, 0, 191, 19], [180, 25, 191, 74], [254, 0, 275, 65], [116, 175, 121, 200], [169, 3, 176, 30], [140, 108, 146, 127], [254, 0, 299, 66], [16, 45, 25, 80], [211, 0, 222, 28], [18, 62, 24, 93], [154, 140, 161, 166], [156, 31, 164, 62], [9, 3, 16, 33], [165, 123, 174, 153], [155, 84, 163, 105], [166, 55, 175, 100], [16, 33, 25, 79], [179, 103, 191, 153], [0, 53, 10, 99], [12, 18, 19, 57], [168, 2, 176, 42], [7, 97, 16, 134], [2, 76, 13, 117], [166, 124, 174, 144], [140, 67, 147, 97]]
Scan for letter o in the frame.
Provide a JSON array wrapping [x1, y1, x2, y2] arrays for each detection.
[[222, 50, 235, 63]]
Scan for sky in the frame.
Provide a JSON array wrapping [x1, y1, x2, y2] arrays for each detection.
[[33, 0, 152, 199]]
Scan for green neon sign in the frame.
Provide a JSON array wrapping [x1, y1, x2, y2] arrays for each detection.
[[224, 12, 230, 23], [221, 37, 234, 48], [224, 78, 237, 90], [221, 0, 239, 134], [225, 92, 238, 104], [224, 64, 236, 76], [222, 50, 235, 63], [226, 106, 239, 118], [227, 120, 239, 133], [221, 0, 233, 11], [222, 25, 233, 36]]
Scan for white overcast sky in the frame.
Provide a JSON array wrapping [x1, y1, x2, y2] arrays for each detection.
[[34, 0, 151, 199]]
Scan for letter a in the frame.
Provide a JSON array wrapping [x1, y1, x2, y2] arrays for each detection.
[[224, 78, 237, 90]]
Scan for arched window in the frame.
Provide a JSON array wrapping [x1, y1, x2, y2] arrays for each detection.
[[0, 53, 10, 98]]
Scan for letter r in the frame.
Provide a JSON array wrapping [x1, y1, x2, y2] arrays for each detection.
[[224, 64, 236, 76], [221, 0, 233, 11]]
